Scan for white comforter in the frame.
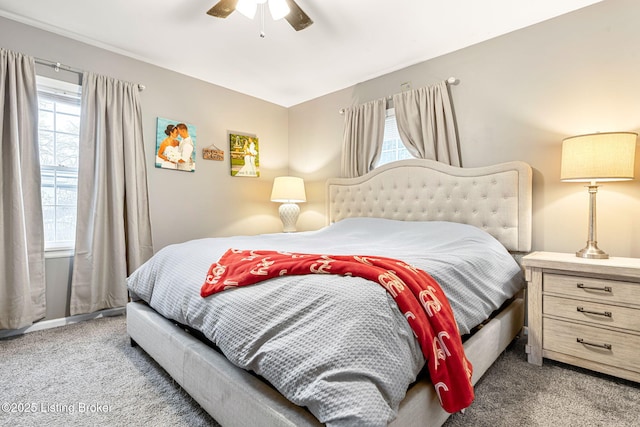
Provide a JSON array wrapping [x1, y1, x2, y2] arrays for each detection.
[[127, 218, 523, 426]]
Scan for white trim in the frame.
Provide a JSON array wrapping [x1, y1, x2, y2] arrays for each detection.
[[36, 75, 82, 97], [0, 307, 125, 339], [44, 248, 74, 259]]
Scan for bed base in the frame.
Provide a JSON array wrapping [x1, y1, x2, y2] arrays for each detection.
[[127, 296, 524, 427]]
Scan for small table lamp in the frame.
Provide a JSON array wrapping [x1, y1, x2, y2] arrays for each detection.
[[561, 132, 637, 259], [270, 176, 306, 232]]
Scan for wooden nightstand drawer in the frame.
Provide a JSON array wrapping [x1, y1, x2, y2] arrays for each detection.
[[544, 318, 640, 374], [544, 295, 640, 332], [544, 273, 637, 305], [524, 252, 640, 381]]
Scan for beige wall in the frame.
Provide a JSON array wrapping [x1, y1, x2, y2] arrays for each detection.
[[3, 0, 640, 322], [0, 16, 290, 320], [289, 0, 640, 258], [0, 16, 290, 250]]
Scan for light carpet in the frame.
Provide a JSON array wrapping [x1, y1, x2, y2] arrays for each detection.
[[1, 314, 217, 427], [1, 314, 639, 427]]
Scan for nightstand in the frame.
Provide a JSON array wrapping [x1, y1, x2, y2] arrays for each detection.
[[522, 251, 640, 382]]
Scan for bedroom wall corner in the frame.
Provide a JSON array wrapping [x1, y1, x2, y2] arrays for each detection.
[[0, 15, 290, 325], [287, 89, 354, 230], [287, 0, 640, 258]]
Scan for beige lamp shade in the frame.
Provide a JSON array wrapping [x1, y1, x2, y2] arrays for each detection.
[[270, 176, 306, 203], [561, 132, 637, 182]]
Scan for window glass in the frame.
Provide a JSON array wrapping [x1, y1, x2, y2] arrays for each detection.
[[375, 108, 413, 167], [36, 76, 82, 250]]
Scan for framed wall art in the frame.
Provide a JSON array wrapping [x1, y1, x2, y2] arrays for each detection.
[[155, 117, 197, 172], [229, 133, 259, 177]]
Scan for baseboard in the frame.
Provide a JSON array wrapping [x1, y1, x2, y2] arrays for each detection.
[[0, 307, 125, 339]]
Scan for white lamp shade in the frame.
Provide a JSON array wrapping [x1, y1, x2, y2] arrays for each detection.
[[561, 132, 637, 182], [271, 176, 306, 203], [268, 0, 290, 20], [236, 0, 257, 19]]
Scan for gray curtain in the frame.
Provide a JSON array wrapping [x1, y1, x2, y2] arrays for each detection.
[[0, 48, 46, 329], [70, 72, 153, 315], [393, 81, 461, 166], [340, 98, 386, 177]]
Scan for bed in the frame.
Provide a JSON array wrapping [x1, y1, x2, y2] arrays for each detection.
[[126, 158, 532, 426]]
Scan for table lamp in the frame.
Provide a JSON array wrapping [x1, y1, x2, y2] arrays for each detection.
[[270, 176, 306, 232], [560, 132, 637, 259]]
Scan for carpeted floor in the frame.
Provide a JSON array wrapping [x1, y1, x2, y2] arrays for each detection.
[[444, 336, 640, 426], [1, 314, 639, 427], [1, 314, 217, 427]]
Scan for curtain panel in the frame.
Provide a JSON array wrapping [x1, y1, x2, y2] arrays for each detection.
[[0, 48, 46, 329], [393, 81, 461, 166], [70, 72, 153, 316], [340, 98, 386, 178]]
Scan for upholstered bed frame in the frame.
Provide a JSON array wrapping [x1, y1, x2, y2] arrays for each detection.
[[327, 158, 531, 253], [127, 158, 533, 427]]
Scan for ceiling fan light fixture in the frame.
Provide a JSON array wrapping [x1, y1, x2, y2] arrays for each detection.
[[236, 0, 257, 19], [268, 0, 290, 20], [206, 0, 312, 31]]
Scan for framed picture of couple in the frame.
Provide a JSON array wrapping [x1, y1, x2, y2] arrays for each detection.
[[229, 133, 260, 177], [155, 117, 196, 172]]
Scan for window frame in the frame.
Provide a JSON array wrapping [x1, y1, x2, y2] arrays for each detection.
[[36, 76, 82, 254], [375, 108, 413, 168]]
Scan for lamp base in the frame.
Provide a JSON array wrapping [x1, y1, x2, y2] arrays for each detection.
[[279, 203, 300, 233], [576, 241, 609, 259]]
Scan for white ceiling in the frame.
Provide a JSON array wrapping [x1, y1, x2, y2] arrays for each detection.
[[0, 0, 602, 107]]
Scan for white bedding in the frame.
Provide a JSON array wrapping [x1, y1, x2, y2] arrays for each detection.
[[127, 218, 523, 426]]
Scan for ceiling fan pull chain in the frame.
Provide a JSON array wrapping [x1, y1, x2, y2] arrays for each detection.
[[259, 3, 266, 38]]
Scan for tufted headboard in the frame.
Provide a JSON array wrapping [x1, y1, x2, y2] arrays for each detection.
[[326, 159, 532, 252]]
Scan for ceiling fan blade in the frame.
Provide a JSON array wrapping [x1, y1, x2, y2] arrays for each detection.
[[207, 0, 239, 18], [284, 0, 313, 31]]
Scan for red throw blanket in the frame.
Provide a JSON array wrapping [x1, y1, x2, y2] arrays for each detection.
[[201, 249, 474, 413]]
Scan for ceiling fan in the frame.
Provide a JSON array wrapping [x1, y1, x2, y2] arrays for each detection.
[[207, 0, 313, 31]]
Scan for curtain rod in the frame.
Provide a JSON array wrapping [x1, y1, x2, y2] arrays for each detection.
[[338, 76, 458, 115], [34, 57, 146, 91]]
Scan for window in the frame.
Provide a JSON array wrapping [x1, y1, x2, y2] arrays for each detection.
[[375, 108, 413, 167], [36, 76, 82, 251]]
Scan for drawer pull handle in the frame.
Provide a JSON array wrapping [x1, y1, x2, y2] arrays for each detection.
[[577, 338, 612, 350], [576, 307, 612, 318], [576, 283, 612, 293]]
